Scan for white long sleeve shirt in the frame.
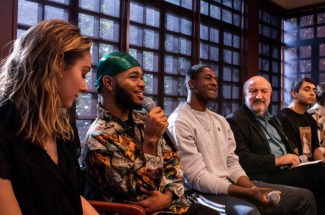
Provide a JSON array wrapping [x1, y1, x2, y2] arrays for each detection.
[[168, 102, 247, 195]]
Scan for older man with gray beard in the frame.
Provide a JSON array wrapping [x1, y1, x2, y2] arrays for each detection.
[[169, 68, 316, 215], [226, 76, 325, 214]]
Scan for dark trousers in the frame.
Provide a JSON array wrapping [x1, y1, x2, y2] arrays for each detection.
[[186, 181, 316, 215], [195, 193, 260, 215], [264, 162, 325, 214], [253, 181, 316, 215], [158, 203, 220, 215]]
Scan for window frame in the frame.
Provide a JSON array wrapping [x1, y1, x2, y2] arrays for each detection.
[[13, 0, 245, 143]]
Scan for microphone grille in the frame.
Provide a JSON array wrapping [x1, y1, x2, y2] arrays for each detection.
[[142, 97, 156, 112], [268, 191, 280, 203], [299, 155, 307, 163], [142, 97, 153, 108]]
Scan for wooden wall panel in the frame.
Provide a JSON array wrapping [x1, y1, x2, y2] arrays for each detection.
[[0, 0, 17, 60], [241, 0, 260, 82]]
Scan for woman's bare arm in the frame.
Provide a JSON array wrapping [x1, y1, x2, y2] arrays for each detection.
[[0, 178, 22, 215], [80, 195, 99, 215]]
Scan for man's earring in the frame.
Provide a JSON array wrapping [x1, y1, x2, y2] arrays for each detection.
[[60, 72, 62, 78]]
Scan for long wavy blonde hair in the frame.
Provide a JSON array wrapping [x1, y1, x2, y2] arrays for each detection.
[[0, 19, 92, 147]]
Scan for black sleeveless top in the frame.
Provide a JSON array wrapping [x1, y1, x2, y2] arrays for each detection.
[[0, 101, 83, 215]]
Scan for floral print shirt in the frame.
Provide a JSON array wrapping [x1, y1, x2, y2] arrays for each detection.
[[82, 104, 191, 214]]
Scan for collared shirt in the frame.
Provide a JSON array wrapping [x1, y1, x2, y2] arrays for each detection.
[[82, 103, 191, 215], [249, 107, 287, 157]]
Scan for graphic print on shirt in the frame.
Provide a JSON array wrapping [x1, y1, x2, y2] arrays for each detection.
[[83, 105, 191, 214], [299, 127, 312, 157]]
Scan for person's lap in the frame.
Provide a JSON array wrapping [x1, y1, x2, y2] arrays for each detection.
[[196, 193, 260, 215], [252, 181, 316, 215], [266, 163, 325, 190], [157, 203, 220, 215], [183, 203, 220, 215], [183, 181, 316, 215], [265, 163, 324, 214]]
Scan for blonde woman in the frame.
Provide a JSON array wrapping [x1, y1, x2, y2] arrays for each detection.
[[0, 20, 98, 215]]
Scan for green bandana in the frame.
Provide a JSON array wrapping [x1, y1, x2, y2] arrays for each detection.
[[95, 52, 141, 93]]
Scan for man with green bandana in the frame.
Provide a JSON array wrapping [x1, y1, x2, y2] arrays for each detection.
[[82, 52, 219, 215]]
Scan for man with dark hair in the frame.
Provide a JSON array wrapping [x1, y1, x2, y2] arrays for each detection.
[[308, 82, 325, 157], [226, 76, 325, 214], [277, 78, 324, 160], [82, 53, 220, 215], [291, 78, 316, 95], [168, 66, 316, 215]]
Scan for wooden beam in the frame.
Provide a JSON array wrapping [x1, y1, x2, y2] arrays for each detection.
[[191, 0, 200, 65], [286, 2, 325, 17], [260, 0, 287, 17], [241, 0, 260, 83], [0, 0, 17, 60]]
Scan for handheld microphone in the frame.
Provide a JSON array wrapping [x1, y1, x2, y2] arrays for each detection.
[[142, 97, 178, 152], [279, 154, 306, 169], [268, 191, 280, 204], [279, 165, 290, 170], [299, 155, 308, 163]]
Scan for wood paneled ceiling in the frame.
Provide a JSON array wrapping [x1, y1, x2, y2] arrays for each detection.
[[271, 0, 325, 9]]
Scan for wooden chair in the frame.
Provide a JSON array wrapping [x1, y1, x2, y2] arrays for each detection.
[[89, 200, 145, 215]]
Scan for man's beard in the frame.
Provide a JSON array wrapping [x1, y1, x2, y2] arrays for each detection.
[[252, 99, 266, 115], [114, 81, 143, 110]]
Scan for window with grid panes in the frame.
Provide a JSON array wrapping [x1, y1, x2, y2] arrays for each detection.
[[200, 0, 241, 116], [77, 0, 120, 143], [17, 0, 244, 142], [129, 1, 160, 109], [284, 8, 325, 106], [163, 9, 192, 115], [17, 0, 70, 37], [17, 0, 122, 143], [128, 1, 194, 116], [165, 0, 192, 10], [258, 10, 282, 116]]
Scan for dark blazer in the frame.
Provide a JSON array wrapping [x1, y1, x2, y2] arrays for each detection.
[[226, 104, 296, 181]]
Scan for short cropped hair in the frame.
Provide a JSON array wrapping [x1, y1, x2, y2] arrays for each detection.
[[291, 78, 315, 94], [316, 82, 325, 105], [185, 64, 212, 90], [186, 64, 211, 81]]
